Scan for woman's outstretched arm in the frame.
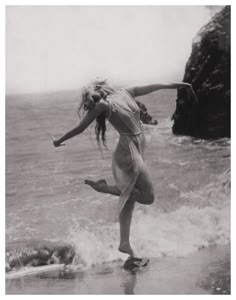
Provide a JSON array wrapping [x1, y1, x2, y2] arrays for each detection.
[[127, 82, 191, 98], [53, 102, 107, 147]]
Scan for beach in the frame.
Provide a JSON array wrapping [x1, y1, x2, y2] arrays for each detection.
[[6, 245, 230, 294], [6, 90, 230, 294]]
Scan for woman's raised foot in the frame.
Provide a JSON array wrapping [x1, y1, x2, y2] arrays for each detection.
[[84, 179, 107, 193]]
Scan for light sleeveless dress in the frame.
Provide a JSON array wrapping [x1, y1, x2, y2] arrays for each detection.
[[107, 89, 146, 214]]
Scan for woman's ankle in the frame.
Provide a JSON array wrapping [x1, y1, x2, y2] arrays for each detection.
[[106, 185, 121, 196], [118, 243, 135, 257]]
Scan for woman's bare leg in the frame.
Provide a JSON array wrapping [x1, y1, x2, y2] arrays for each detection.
[[85, 179, 120, 196], [118, 197, 136, 257], [85, 179, 136, 256], [117, 165, 154, 257], [85, 165, 154, 257], [85, 165, 154, 204]]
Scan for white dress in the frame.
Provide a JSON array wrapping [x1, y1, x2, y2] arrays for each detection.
[[107, 89, 146, 213]]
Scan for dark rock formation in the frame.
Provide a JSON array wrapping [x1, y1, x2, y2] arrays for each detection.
[[6, 241, 75, 272], [172, 6, 230, 138], [136, 100, 158, 125]]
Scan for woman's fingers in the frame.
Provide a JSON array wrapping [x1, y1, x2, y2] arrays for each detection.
[[53, 140, 66, 147], [53, 140, 58, 147], [190, 86, 198, 103], [185, 84, 198, 104]]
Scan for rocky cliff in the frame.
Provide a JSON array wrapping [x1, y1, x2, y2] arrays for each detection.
[[172, 6, 230, 138]]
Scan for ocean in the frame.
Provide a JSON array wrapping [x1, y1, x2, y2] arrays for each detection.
[[6, 89, 230, 273]]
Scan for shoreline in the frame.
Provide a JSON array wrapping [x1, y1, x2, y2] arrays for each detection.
[[6, 244, 230, 295]]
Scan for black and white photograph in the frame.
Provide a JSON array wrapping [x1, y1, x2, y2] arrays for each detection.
[[5, 2, 231, 295]]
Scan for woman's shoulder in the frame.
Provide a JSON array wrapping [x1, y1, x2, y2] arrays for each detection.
[[105, 88, 133, 104], [123, 87, 136, 98]]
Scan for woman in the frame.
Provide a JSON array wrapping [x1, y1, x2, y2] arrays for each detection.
[[53, 79, 193, 259]]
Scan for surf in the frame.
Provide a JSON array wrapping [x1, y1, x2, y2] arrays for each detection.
[[6, 168, 230, 275]]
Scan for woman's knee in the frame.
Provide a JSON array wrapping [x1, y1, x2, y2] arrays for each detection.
[[143, 188, 155, 205], [148, 189, 155, 204], [135, 168, 155, 205], [134, 187, 154, 205]]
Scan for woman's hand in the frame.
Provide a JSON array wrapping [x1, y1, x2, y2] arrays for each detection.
[[179, 82, 198, 103], [179, 82, 191, 89], [53, 139, 65, 147]]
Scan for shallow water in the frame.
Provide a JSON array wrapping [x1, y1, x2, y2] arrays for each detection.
[[6, 90, 230, 270]]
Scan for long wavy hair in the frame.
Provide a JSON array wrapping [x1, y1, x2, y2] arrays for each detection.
[[78, 79, 115, 146]]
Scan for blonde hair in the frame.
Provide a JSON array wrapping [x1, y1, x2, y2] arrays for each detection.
[[78, 79, 115, 145]]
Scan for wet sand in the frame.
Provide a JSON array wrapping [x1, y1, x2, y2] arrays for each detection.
[[6, 245, 230, 295]]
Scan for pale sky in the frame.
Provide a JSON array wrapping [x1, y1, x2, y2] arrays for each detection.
[[6, 5, 222, 94]]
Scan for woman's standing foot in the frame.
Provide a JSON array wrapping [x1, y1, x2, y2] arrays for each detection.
[[118, 243, 137, 257]]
